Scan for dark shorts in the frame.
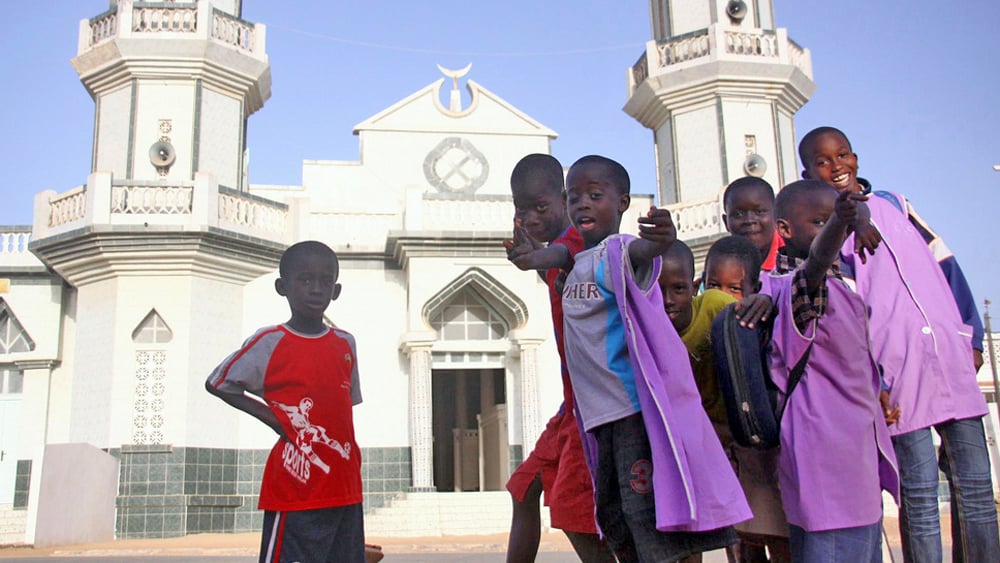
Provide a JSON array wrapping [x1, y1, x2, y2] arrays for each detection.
[[593, 413, 737, 562], [259, 503, 365, 563], [506, 408, 598, 533]]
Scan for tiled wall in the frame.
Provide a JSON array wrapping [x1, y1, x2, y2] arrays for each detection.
[[13, 460, 30, 510], [361, 447, 411, 512], [111, 445, 411, 539]]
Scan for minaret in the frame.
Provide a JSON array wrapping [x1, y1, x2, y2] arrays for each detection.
[[625, 0, 815, 214], [28, 0, 286, 480]]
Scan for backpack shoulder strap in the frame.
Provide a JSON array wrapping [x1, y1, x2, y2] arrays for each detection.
[[774, 342, 813, 425]]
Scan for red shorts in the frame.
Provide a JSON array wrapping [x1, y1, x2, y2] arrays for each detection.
[[506, 409, 597, 534]]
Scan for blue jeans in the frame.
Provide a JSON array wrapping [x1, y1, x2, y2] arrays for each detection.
[[788, 521, 882, 562], [891, 417, 1000, 563]]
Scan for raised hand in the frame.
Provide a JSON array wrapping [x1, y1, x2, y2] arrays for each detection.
[[502, 219, 543, 270], [834, 189, 867, 226], [637, 206, 676, 245]]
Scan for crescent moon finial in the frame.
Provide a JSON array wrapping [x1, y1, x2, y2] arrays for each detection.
[[437, 63, 473, 89]]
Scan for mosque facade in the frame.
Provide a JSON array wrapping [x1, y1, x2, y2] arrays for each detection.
[[1, 0, 995, 545]]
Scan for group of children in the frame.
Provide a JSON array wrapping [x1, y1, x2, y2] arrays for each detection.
[[502, 127, 999, 562], [204, 126, 999, 563]]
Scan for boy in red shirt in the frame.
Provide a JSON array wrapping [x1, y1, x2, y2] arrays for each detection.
[[206, 241, 368, 563]]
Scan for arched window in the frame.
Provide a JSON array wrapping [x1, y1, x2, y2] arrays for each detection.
[[0, 300, 34, 354], [429, 288, 508, 341]]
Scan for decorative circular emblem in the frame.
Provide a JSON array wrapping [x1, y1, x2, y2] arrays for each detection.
[[423, 137, 489, 194]]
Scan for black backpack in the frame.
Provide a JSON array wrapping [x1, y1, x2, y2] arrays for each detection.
[[710, 302, 811, 449]]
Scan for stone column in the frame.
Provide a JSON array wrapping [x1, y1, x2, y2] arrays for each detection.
[[401, 333, 436, 491], [514, 337, 545, 453]]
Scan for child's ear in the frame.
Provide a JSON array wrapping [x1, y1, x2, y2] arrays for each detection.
[[775, 218, 792, 240], [331, 283, 342, 302], [274, 278, 287, 296], [801, 169, 811, 180], [752, 278, 762, 294], [618, 193, 631, 213], [721, 212, 730, 231]]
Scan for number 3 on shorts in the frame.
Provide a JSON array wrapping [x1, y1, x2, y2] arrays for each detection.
[[629, 459, 652, 494]]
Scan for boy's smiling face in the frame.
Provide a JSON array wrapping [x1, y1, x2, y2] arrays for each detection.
[[723, 184, 776, 257], [802, 131, 861, 194], [565, 162, 629, 247]]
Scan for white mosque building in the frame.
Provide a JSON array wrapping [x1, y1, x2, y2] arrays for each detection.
[[1, 0, 995, 546]]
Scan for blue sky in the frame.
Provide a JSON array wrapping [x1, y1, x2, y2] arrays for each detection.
[[2, 1, 997, 310]]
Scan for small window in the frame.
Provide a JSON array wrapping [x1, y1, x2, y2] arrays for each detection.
[[132, 310, 173, 344]]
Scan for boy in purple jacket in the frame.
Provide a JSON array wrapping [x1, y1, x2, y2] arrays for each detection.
[[561, 155, 750, 561], [769, 180, 899, 561], [800, 127, 999, 562]]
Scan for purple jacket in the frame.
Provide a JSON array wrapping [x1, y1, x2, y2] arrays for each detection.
[[841, 193, 987, 435], [769, 270, 899, 531], [597, 235, 751, 532]]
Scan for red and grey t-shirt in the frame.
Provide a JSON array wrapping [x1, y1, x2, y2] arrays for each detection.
[[207, 325, 362, 511]]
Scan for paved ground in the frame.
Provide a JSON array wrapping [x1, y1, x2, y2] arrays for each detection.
[[0, 516, 932, 561]]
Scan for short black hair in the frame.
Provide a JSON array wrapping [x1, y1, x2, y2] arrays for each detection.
[[661, 240, 695, 280], [705, 235, 762, 286], [798, 126, 852, 166], [570, 155, 630, 195], [279, 240, 338, 278], [774, 180, 836, 221], [722, 176, 775, 209], [510, 153, 564, 196]]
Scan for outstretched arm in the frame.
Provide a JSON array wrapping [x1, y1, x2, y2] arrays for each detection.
[[502, 220, 572, 272], [628, 206, 677, 268], [205, 381, 289, 441], [803, 192, 870, 293]]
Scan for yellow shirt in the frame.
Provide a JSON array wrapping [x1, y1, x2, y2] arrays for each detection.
[[679, 289, 736, 425]]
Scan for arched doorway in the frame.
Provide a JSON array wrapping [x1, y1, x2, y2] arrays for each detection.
[[420, 269, 526, 492]]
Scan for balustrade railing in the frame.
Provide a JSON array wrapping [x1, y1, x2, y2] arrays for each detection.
[[724, 30, 777, 57], [89, 8, 118, 46], [421, 195, 512, 232], [131, 3, 198, 33], [48, 187, 87, 228], [787, 38, 812, 77], [85, 2, 261, 53], [666, 196, 724, 240], [631, 52, 649, 89], [218, 187, 287, 235], [211, 8, 254, 52], [656, 28, 711, 67], [631, 25, 811, 92], [0, 229, 31, 255], [111, 183, 194, 215]]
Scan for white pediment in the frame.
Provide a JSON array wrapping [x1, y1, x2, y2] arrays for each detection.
[[353, 79, 557, 138]]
